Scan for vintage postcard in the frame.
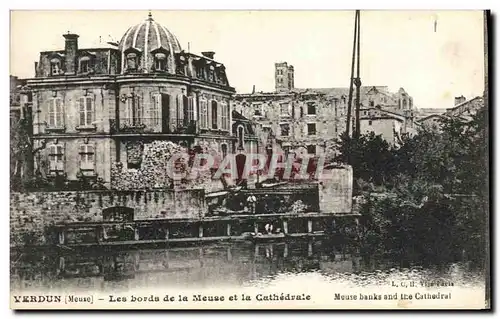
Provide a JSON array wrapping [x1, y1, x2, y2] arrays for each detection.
[[9, 10, 490, 310]]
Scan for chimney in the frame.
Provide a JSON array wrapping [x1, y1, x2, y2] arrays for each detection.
[[63, 33, 79, 75], [201, 51, 215, 59], [34, 62, 38, 76], [454, 95, 466, 106]]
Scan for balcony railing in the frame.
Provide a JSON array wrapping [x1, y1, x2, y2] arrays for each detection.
[[112, 118, 197, 134]]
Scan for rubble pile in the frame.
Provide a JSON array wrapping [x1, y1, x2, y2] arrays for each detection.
[[111, 141, 222, 191]]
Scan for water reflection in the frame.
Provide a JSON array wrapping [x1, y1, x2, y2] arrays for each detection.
[[10, 240, 482, 293]]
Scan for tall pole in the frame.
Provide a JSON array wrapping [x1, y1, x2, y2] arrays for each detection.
[[345, 10, 358, 138], [354, 10, 362, 139]]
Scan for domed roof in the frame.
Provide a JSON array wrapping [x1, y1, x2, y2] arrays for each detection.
[[118, 12, 182, 73]]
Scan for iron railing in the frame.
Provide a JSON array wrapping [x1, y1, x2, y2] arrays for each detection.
[[111, 118, 197, 134]]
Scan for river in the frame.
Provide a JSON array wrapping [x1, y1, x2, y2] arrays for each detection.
[[10, 239, 485, 296]]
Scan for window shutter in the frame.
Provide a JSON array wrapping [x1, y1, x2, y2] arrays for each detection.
[[188, 96, 195, 121], [217, 101, 222, 129], [135, 96, 142, 123], [203, 100, 208, 129], [89, 144, 95, 170], [79, 97, 85, 126], [48, 100, 55, 127], [86, 97, 93, 125], [207, 100, 212, 129], [59, 143, 65, 172], [56, 99, 63, 127], [48, 145, 57, 171]]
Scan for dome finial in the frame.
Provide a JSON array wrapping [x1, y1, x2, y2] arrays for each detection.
[[147, 11, 153, 20]]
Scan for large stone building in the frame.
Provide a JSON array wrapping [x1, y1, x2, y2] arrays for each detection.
[[233, 62, 416, 155], [20, 13, 257, 189]]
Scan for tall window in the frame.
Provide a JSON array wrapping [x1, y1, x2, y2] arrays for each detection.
[[79, 96, 93, 126], [307, 123, 316, 135], [307, 103, 316, 115], [79, 144, 95, 173], [175, 95, 184, 127], [221, 102, 228, 130], [48, 145, 64, 175], [50, 59, 61, 75], [187, 96, 195, 125], [200, 98, 208, 129], [237, 126, 244, 150], [126, 95, 142, 126], [48, 98, 64, 127], [211, 100, 218, 129], [280, 123, 290, 137], [126, 53, 138, 71], [154, 53, 167, 71], [150, 94, 161, 126]]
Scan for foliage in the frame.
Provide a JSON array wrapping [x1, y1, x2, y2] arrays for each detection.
[[334, 108, 488, 266]]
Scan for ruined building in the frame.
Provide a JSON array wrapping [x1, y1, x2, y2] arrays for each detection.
[[20, 13, 262, 190], [233, 62, 416, 154]]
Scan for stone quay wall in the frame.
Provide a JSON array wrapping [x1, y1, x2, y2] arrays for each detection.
[[10, 189, 206, 247]]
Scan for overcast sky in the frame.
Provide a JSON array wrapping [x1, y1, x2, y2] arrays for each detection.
[[10, 10, 485, 109]]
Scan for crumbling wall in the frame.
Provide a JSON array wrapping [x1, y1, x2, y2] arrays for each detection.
[[111, 140, 221, 191], [318, 165, 353, 214], [10, 189, 206, 247]]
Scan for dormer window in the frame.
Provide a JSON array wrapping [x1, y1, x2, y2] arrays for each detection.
[[176, 55, 186, 75], [154, 53, 167, 71], [79, 56, 91, 73], [50, 58, 61, 75], [126, 53, 138, 71], [208, 65, 215, 82]]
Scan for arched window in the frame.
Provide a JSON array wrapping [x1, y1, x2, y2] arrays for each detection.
[[79, 56, 91, 73], [50, 58, 61, 75], [126, 53, 138, 71], [211, 100, 218, 129], [154, 53, 167, 71]]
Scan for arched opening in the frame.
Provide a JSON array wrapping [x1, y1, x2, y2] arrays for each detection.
[[154, 53, 167, 71]]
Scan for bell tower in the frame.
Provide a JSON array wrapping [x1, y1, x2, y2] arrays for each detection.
[[275, 62, 294, 93]]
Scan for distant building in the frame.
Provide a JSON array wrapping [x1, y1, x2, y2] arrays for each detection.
[[445, 96, 484, 120], [233, 62, 416, 155], [416, 95, 484, 130], [359, 107, 407, 144]]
